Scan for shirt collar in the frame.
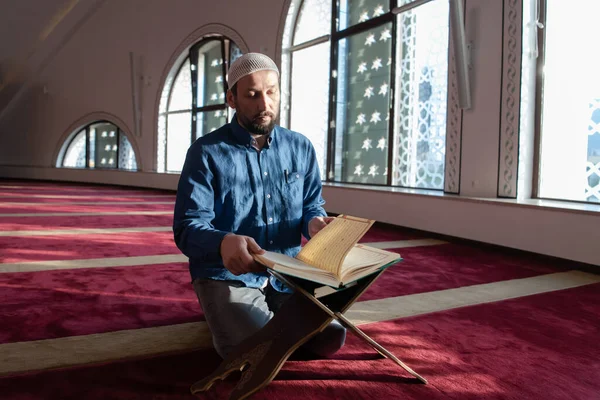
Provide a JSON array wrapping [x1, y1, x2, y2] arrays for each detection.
[[230, 113, 275, 149]]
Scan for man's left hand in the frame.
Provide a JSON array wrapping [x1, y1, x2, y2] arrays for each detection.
[[308, 216, 335, 238]]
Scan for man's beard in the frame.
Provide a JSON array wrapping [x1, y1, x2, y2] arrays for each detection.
[[241, 112, 277, 136]]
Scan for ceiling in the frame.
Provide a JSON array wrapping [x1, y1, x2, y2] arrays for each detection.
[[0, 0, 95, 119]]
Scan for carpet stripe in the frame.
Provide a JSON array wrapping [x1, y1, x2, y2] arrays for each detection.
[[0, 215, 174, 232], [0, 226, 172, 237], [1, 271, 597, 376], [0, 193, 175, 198], [0, 239, 445, 272], [0, 211, 172, 217], [363, 238, 447, 248], [0, 255, 187, 273], [1, 231, 179, 263], [0, 201, 174, 206], [0, 183, 170, 192], [0, 323, 212, 376], [0, 204, 173, 214], [346, 270, 600, 325]]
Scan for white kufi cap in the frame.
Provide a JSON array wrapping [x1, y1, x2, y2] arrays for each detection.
[[227, 53, 279, 89]]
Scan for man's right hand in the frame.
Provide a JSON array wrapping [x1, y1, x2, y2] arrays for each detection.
[[220, 234, 266, 276]]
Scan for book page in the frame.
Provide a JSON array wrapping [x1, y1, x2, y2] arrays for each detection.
[[340, 244, 402, 284], [255, 251, 331, 275], [296, 215, 374, 276], [254, 251, 340, 287], [340, 245, 391, 271]]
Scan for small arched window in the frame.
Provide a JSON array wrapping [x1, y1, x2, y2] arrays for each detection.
[[56, 121, 138, 170], [157, 36, 243, 173]]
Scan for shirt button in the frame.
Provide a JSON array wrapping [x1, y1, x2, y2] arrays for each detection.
[[266, 194, 271, 199], [269, 217, 273, 222], [269, 240, 273, 245], [264, 171, 268, 176], [296, 174, 300, 178]]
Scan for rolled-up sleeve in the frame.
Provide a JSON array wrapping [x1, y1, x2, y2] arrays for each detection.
[[173, 146, 230, 263]]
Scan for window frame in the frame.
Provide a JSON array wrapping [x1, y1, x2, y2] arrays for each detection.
[[326, 5, 398, 187], [60, 120, 126, 170], [282, 0, 461, 192], [531, 0, 545, 200], [162, 36, 237, 173], [531, 0, 600, 204]]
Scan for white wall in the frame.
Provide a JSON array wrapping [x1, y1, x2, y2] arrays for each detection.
[[0, 0, 598, 266], [0, 0, 287, 169]]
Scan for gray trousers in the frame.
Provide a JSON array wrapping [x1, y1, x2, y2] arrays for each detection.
[[193, 279, 346, 359]]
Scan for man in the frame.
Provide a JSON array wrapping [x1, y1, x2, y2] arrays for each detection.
[[173, 53, 346, 359]]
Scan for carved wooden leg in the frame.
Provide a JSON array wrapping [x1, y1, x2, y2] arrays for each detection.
[[190, 292, 333, 400], [273, 270, 428, 384]]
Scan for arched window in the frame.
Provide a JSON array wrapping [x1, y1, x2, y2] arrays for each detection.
[[56, 121, 138, 170], [281, 0, 450, 189], [157, 36, 243, 173]]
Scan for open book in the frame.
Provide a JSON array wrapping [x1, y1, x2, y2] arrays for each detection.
[[253, 215, 402, 288]]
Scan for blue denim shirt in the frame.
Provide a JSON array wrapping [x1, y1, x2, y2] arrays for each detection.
[[173, 115, 327, 291]]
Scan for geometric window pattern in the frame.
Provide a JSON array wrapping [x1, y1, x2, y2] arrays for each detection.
[[393, 2, 449, 189], [157, 37, 242, 173], [587, 99, 600, 202], [58, 121, 137, 171], [283, 0, 449, 189], [333, 22, 393, 184]]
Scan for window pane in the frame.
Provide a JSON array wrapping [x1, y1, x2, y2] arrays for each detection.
[[168, 59, 192, 112], [393, 0, 449, 189], [290, 42, 331, 180], [539, 0, 600, 203], [89, 128, 96, 168], [230, 42, 243, 64], [197, 41, 226, 107], [293, 0, 331, 45], [92, 122, 118, 169], [518, 0, 537, 198], [334, 23, 393, 184], [119, 134, 138, 171], [196, 110, 228, 138], [166, 113, 191, 172], [588, 100, 600, 202], [338, 0, 389, 31], [62, 130, 86, 168]]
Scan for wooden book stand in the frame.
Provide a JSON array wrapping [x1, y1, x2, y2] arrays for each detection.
[[190, 269, 427, 399]]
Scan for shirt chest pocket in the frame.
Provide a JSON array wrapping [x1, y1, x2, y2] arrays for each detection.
[[285, 171, 302, 185], [283, 171, 303, 209]]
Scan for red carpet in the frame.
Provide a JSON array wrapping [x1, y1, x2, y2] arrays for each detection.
[[0, 203, 173, 214], [1, 284, 598, 400], [0, 188, 172, 196], [0, 195, 175, 203], [0, 231, 179, 262], [360, 242, 572, 301], [1, 238, 570, 345], [0, 181, 172, 195], [358, 223, 427, 241], [3, 239, 564, 344], [0, 263, 201, 344], [0, 214, 175, 231], [1, 180, 598, 400]]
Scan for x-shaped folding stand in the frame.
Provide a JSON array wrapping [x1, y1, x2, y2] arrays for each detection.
[[191, 269, 427, 399]]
